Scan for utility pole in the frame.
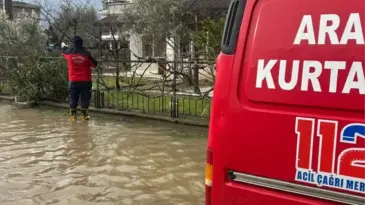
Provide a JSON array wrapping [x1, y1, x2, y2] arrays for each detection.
[[3, 0, 13, 20]]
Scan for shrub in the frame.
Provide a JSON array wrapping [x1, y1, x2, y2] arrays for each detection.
[[2, 56, 68, 102], [0, 10, 68, 102]]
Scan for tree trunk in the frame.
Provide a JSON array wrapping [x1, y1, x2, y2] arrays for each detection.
[[193, 62, 200, 94], [115, 62, 120, 90], [115, 49, 120, 90], [193, 15, 200, 94], [171, 35, 178, 118], [4, 0, 13, 20]]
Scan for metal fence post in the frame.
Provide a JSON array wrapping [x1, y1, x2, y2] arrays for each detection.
[[170, 96, 179, 119], [100, 92, 104, 108], [96, 91, 101, 108]]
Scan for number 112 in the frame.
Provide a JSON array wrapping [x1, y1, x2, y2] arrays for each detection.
[[295, 118, 365, 179]]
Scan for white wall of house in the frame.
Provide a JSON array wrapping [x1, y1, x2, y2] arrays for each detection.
[[100, 0, 190, 80], [128, 34, 178, 79], [0, 3, 41, 20], [100, 0, 130, 15], [165, 38, 175, 61], [129, 33, 161, 77], [166, 38, 177, 80], [100, 0, 217, 83], [199, 66, 216, 81]]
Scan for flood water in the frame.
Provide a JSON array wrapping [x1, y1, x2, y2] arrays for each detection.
[[0, 104, 207, 205]]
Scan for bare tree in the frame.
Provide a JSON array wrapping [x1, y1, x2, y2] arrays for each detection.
[[96, 18, 133, 90], [119, 0, 223, 97], [27, 0, 221, 117], [37, 0, 99, 47]]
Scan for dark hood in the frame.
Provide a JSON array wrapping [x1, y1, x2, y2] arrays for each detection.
[[71, 36, 84, 48]]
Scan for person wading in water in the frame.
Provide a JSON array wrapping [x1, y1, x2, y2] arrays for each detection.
[[51, 36, 98, 121]]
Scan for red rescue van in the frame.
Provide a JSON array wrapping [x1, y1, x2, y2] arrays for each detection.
[[205, 0, 365, 204]]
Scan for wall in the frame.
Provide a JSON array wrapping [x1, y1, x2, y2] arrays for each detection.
[[129, 34, 160, 78], [100, 0, 181, 80], [12, 7, 40, 20], [101, 0, 130, 15]]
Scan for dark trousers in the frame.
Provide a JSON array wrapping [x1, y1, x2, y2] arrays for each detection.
[[68, 81, 92, 110]]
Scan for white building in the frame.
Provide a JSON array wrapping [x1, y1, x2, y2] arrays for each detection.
[[100, 0, 128, 16], [99, 0, 174, 77], [1, 1, 41, 20]]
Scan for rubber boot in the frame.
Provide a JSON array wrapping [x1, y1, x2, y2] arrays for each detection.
[[70, 109, 77, 121], [81, 109, 90, 121]]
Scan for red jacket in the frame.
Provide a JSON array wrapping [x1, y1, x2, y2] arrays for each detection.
[[62, 52, 97, 82], [61, 37, 98, 82]]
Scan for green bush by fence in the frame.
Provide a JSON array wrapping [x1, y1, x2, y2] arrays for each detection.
[[0, 56, 68, 102]]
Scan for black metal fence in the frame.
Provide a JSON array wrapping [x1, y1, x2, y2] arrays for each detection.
[[0, 81, 11, 95], [91, 89, 211, 119], [0, 80, 211, 120], [90, 58, 213, 120], [0, 56, 213, 122]]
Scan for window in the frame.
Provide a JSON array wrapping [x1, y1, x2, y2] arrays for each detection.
[[142, 35, 166, 58], [142, 35, 153, 58], [101, 27, 110, 34], [153, 38, 166, 57], [101, 26, 119, 38], [110, 27, 118, 35], [180, 37, 191, 57]]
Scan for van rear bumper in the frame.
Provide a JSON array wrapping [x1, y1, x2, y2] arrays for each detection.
[[224, 172, 364, 205]]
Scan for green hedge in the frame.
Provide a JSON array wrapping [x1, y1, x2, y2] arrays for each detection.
[[0, 56, 68, 101]]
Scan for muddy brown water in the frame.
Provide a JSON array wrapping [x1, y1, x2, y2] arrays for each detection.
[[0, 104, 207, 205]]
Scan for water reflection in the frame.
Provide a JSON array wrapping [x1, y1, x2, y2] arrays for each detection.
[[0, 104, 207, 204]]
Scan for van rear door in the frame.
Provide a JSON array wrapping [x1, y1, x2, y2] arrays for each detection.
[[221, 0, 365, 204]]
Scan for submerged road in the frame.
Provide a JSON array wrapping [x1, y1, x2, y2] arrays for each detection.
[[0, 104, 207, 205]]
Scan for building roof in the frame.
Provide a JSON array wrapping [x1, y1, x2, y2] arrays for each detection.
[[0, 1, 40, 10], [99, 15, 119, 24], [98, 0, 231, 25], [186, 0, 231, 12], [185, 0, 231, 17]]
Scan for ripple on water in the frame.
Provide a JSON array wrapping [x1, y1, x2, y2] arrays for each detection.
[[0, 104, 207, 204]]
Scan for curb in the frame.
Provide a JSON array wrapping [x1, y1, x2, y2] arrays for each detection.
[[0, 95, 15, 102], [38, 101, 209, 127], [0, 95, 208, 127]]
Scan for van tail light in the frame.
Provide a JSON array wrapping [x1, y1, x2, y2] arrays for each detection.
[[205, 148, 213, 205]]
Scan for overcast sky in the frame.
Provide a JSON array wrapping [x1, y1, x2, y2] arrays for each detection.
[[21, 0, 103, 28], [24, 0, 102, 9]]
